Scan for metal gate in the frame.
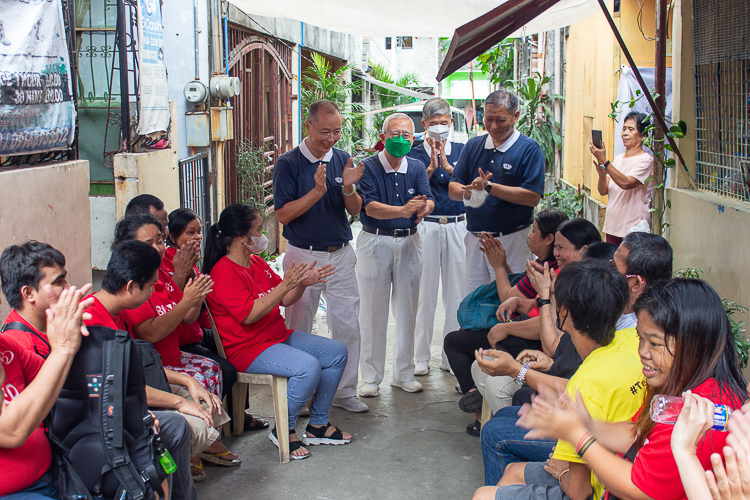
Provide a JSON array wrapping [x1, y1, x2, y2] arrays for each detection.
[[178, 152, 211, 232]]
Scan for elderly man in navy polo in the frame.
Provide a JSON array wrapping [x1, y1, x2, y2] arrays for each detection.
[[449, 89, 545, 293], [357, 113, 435, 397], [407, 98, 466, 376], [273, 100, 369, 413]]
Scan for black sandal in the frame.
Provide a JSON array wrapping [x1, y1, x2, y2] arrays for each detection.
[[244, 414, 269, 431], [268, 427, 311, 460], [459, 389, 484, 413], [466, 419, 481, 438], [300, 423, 351, 446]]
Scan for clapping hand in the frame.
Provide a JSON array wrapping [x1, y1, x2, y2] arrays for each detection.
[[314, 164, 327, 195], [342, 158, 364, 187], [183, 274, 214, 307], [479, 232, 507, 270], [282, 261, 313, 290], [46, 284, 95, 355], [301, 263, 335, 286], [517, 384, 586, 442], [526, 260, 555, 300], [403, 195, 427, 218], [470, 168, 493, 192], [414, 195, 431, 223], [172, 240, 200, 276]]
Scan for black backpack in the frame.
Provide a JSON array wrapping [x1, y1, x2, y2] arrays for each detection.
[[47, 326, 168, 500]]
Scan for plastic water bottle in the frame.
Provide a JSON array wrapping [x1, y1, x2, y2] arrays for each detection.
[[154, 437, 177, 474], [650, 394, 731, 432]]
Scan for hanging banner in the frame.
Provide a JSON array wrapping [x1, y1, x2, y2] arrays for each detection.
[[136, 0, 170, 135], [0, 0, 76, 156]]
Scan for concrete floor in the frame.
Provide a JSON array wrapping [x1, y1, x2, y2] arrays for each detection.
[[195, 286, 484, 499]]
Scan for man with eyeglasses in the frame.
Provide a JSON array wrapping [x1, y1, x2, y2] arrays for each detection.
[[272, 100, 369, 413], [356, 113, 435, 397], [449, 89, 546, 294]]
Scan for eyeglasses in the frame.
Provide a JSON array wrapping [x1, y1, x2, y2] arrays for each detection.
[[308, 121, 342, 140], [386, 129, 413, 140], [608, 259, 639, 279]]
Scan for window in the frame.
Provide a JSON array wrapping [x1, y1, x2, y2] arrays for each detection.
[[397, 36, 413, 49], [692, 0, 750, 201], [385, 37, 392, 50]]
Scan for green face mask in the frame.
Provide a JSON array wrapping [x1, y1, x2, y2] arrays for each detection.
[[385, 136, 411, 157]]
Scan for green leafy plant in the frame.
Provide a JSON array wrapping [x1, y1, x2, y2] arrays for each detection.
[[236, 140, 272, 223], [539, 179, 584, 218], [475, 40, 515, 87], [368, 62, 422, 139], [510, 74, 563, 172], [301, 52, 363, 154], [673, 268, 749, 368]]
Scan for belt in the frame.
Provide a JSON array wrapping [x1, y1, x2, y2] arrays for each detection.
[[470, 223, 530, 238], [423, 214, 466, 224], [362, 225, 418, 238], [290, 241, 348, 253]]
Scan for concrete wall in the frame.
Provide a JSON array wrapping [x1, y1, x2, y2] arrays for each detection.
[[0, 160, 92, 320], [368, 36, 439, 89]]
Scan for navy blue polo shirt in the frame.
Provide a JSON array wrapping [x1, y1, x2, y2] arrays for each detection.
[[408, 141, 466, 216], [358, 152, 434, 230], [451, 131, 545, 233], [273, 141, 353, 247]]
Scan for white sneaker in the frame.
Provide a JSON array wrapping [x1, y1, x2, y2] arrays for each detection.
[[359, 383, 380, 398], [440, 362, 454, 374], [332, 396, 370, 413], [414, 361, 429, 376], [390, 379, 423, 393]]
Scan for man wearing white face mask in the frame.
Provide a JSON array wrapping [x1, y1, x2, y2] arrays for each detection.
[[449, 89, 545, 293], [407, 98, 466, 376]]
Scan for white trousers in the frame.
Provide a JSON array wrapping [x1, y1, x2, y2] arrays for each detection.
[[470, 361, 519, 415], [283, 243, 361, 398], [356, 231, 422, 385], [464, 227, 532, 293], [414, 219, 467, 366]]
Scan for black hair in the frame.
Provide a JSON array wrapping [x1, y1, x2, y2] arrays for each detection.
[[633, 279, 747, 448], [554, 260, 629, 346], [621, 232, 673, 286], [202, 203, 259, 275], [624, 111, 651, 137], [582, 242, 617, 262], [0, 241, 66, 310], [534, 208, 569, 262], [101, 240, 161, 294], [307, 100, 341, 122], [112, 214, 163, 250], [124, 194, 164, 218], [167, 208, 200, 247], [557, 218, 602, 250]]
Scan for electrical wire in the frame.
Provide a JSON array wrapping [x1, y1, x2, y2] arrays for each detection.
[[636, 0, 655, 41]]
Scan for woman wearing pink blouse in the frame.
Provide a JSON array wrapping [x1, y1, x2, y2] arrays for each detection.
[[590, 111, 653, 246]]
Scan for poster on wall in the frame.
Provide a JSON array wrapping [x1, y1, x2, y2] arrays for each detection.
[[136, 0, 170, 135], [0, 0, 76, 156]]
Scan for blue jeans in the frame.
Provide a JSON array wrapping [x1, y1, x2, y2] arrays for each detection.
[[247, 330, 347, 428], [482, 406, 557, 486], [0, 475, 56, 500]]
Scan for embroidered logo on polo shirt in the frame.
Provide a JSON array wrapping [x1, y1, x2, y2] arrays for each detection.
[[503, 163, 513, 170], [335, 177, 343, 184], [408, 188, 415, 195]]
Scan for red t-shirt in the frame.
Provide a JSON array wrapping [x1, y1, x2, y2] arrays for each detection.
[[631, 378, 744, 500], [206, 256, 293, 371], [0, 335, 50, 495], [516, 259, 559, 299], [120, 268, 196, 367], [83, 295, 127, 330], [1, 310, 50, 358], [162, 247, 208, 344]]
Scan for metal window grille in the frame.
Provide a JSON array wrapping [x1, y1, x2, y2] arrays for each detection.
[[692, 0, 750, 201], [178, 153, 211, 232]]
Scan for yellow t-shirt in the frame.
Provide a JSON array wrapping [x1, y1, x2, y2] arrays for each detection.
[[553, 327, 646, 500]]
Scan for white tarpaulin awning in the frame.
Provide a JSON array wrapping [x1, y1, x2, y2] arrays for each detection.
[[230, 0, 597, 38], [355, 72, 434, 100]]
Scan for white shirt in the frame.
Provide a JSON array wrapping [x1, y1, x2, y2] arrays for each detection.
[[378, 150, 408, 174], [299, 138, 333, 163], [616, 312, 638, 331], [484, 128, 521, 153]]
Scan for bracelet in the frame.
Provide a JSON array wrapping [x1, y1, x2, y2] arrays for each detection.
[[343, 184, 357, 197], [558, 469, 570, 483], [577, 437, 597, 458], [575, 432, 592, 455]]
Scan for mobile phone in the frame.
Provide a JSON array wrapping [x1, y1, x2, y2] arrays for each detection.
[[592, 130, 603, 149]]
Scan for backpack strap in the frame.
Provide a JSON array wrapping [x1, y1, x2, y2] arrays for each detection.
[[1, 321, 51, 359]]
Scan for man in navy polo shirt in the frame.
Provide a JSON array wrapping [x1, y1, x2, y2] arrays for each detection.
[[449, 89, 545, 293], [357, 113, 435, 397], [273, 100, 369, 413], [407, 98, 466, 376]]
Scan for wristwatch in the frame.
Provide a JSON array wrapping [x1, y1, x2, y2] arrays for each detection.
[[343, 184, 357, 196], [514, 362, 532, 386], [484, 181, 493, 193], [536, 297, 551, 308], [599, 160, 610, 171]]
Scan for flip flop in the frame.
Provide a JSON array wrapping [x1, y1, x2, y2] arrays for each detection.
[[244, 414, 269, 431], [199, 450, 242, 466], [191, 460, 207, 482]]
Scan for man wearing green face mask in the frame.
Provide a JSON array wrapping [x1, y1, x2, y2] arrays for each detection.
[[356, 113, 435, 397]]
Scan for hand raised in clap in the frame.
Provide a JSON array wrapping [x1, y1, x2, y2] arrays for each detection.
[[301, 263, 336, 287], [46, 284, 95, 355], [282, 261, 313, 290], [470, 168, 493, 192], [342, 158, 365, 187]]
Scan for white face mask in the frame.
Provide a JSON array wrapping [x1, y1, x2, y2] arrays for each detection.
[[426, 124, 451, 141], [463, 188, 488, 208], [243, 234, 269, 254]]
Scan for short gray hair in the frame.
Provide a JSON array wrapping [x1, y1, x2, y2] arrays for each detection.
[[485, 88, 519, 114], [422, 98, 451, 121], [382, 112, 415, 135]]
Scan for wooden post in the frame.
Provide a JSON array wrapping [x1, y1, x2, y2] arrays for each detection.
[[652, 0, 667, 234]]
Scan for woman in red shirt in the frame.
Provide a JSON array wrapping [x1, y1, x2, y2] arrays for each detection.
[[203, 203, 351, 460], [507, 278, 747, 500]]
